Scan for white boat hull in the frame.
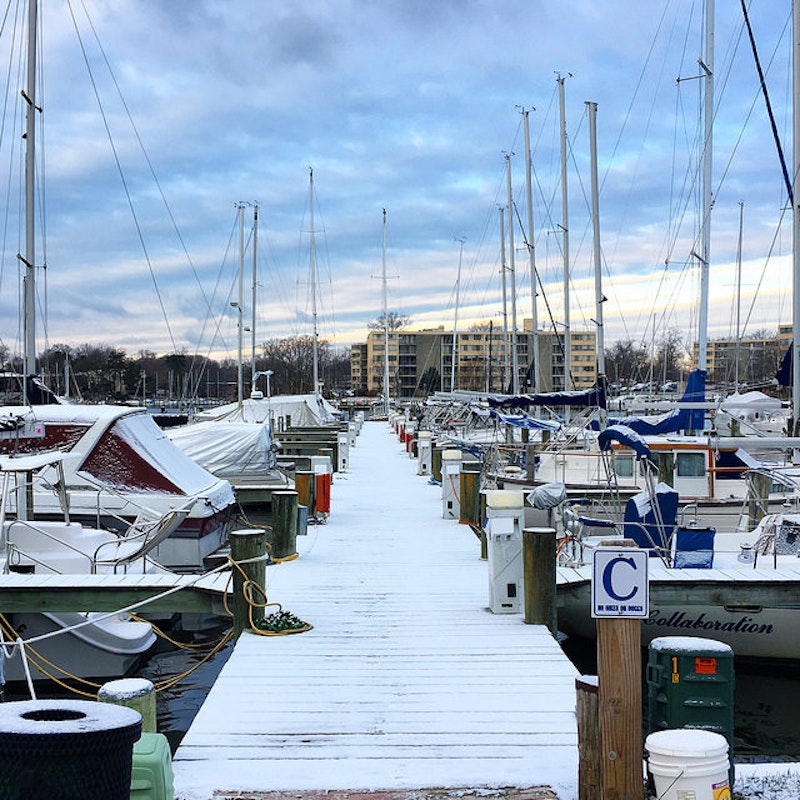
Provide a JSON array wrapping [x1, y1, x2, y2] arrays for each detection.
[[2, 611, 156, 685]]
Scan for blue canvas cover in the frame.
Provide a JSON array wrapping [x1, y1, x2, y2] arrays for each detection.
[[598, 424, 653, 462], [591, 369, 707, 435], [672, 526, 715, 568], [623, 482, 678, 554], [487, 381, 606, 411]]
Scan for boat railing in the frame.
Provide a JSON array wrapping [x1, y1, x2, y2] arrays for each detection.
[[92, 501, 194, 574], [3, 519, 95, 575]]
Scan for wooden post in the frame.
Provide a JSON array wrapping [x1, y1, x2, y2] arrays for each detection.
[[522, 526, 557, 634], [459, 461, 482, 527], [271, 490, 298, 560], [525, 442, 537, 481], [432, 446, 443, 483], [748, 471, 771, 527], [295, 470, 315, 515], [99, 678, 157, 733], [598, 617, 643, 800], [576, 676, 601, 800], [479, 490, 488, 560], [229, 528, 267, 639]]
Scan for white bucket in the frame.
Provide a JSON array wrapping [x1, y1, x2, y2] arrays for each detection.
[[645, 729, 731, 800]]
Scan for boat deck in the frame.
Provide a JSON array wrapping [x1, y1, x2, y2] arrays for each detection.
[[172, 421, 579, 800]]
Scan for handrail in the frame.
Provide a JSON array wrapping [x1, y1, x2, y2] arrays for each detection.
[[4, 519, 96, 572]]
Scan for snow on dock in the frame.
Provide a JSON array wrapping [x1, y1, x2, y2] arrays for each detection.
[[172, 420, 579, 800]]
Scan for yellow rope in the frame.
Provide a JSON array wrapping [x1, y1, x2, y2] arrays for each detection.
[[0, 548, 309, 700], [129, 613, 231, 651], [150, 628, 235, 692], [225, 554, 312, 636]]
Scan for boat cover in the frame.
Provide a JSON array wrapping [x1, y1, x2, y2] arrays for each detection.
[[623, 482, 678, 553], [167, 421, 277, 481], [593, 370, 707, 435], [488, 411, 561, 431], [487, 382, 606, 410], [195, 393, 337, 427], [597, 424, 653, 462], [527, 482, 567, 509]]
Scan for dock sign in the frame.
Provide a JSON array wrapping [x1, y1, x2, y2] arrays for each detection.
[[591, 547, 649, 619]]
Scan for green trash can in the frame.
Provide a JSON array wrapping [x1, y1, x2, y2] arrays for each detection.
[[646, 635, 735, 785]]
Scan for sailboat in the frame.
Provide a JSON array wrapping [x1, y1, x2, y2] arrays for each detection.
[[554, 0, 800, 662], [0, 2, 237, 573], [0, 2, 239, 689]]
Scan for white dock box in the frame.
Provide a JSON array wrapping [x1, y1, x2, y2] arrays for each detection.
[[485, 490, 525, 614], [441, 449, 462, 519]]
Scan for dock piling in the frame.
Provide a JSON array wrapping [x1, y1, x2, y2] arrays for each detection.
[[229, 528, 268, 638]]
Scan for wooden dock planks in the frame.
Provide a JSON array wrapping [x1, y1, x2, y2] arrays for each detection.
[[172, 422, 580, 800]]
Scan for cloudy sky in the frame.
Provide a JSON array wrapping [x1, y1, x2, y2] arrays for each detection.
[[0, 0, 793, 366]]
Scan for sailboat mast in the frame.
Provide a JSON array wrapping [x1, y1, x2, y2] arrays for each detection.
[[505, 154, 519, 393], [22, 0, 38, 402], [382, 208, 390, 414], [558, 74, 571, 392], [793, 0, 800, 442], [251, 204, 258, 392], [587, 102, 606, 403], [236, 202, 245, 407], [309, 168, 319, 395], [735, 201, 743, 390], [450, 237, 465, 392], [499, 205, 510, 391], [697, 0, 714, 374], [522, 107, 539, 393]]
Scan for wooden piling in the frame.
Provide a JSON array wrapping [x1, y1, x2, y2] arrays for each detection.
[[522, 526, 557, 634], [525, 443, 537, 481], [98, 678, 157, 733], [459, 461, 482, 527], [295, 470, 315, 515], [271, 490, 298, 560], [576, 676, 601, 800], [432, 446, 443, 483], [598, 617, 643, 800], [229, 528, 267, 638]]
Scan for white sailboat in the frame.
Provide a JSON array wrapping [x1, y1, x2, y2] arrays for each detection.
[[554, 0, 800, 661], [0, 1, 234, 686]]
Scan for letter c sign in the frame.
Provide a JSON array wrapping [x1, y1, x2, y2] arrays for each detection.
[[592, 548, 649, 618]]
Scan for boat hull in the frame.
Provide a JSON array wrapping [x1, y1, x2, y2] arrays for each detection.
[[557, 577, 800, 660], [2, 612, 156, 685]]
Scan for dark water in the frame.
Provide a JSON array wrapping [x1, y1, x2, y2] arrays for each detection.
[[560, 635, 800, 763], [134, 616, 234, 753]]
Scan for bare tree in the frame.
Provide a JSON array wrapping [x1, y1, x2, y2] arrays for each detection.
[[367, 312, 411, 330]]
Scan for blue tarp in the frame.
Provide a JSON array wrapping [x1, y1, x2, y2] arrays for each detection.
[[777, 342, 792, 387], [623, 482, 678, 554], [597, 424, 653, 462], [487, 381, 606, 410], [591, 369, 707, 434], [488, 411, 562, 431]]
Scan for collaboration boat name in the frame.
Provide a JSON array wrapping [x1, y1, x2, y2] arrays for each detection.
[[645, 609, 774, 635]]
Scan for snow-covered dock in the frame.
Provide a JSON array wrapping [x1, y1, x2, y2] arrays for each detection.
[[172, 420, 579, 800]]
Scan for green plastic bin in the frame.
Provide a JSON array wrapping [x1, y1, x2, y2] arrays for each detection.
[[646, 635, 735, 784], [130, 732, 173, 800]]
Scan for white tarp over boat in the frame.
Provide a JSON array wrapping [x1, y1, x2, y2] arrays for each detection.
[[720, 391, 783, 420], [195, 393, 338, 428], [167, 421, 277, 482]]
